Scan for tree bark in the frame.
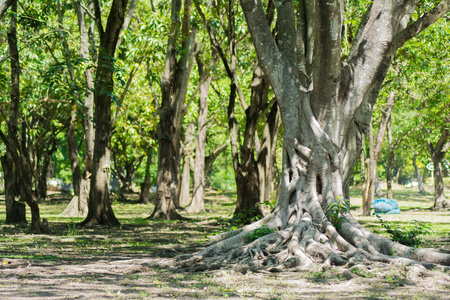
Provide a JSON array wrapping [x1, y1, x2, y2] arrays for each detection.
[[80, 0, 130, 226], [150, 0, 196, 220]]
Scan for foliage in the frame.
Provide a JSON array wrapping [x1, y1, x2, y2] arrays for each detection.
[[246, 225, 275, 242], [325, 196, 351, 229], [376, 215, 431, 247]]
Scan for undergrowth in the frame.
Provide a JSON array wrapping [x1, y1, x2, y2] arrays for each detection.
[[376, 215, 431, 247]]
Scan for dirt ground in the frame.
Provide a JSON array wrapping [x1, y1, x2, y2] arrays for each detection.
[[1, 189, 450, 299]]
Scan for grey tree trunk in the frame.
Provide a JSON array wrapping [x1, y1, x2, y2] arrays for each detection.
[[187, 0, 450, 269]]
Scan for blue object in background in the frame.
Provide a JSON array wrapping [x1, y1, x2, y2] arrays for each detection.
[[372, 198, 401, 214]]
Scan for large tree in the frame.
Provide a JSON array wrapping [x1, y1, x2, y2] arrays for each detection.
[[79, 0, 130, 226], [149, 0, 197, 220], [184, 1, 450, 269]]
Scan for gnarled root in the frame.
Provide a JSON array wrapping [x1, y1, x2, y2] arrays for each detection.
[[178, 209, 450, 274]]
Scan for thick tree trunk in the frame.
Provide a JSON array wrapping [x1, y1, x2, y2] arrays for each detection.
[[80, 0, 129, 226], [182, 0, 450, 270], [150, 0, 196, 219], [1, 154, 25, 224], [149, 139, 182, 220]]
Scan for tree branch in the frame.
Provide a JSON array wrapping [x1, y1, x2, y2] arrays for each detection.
[[0, 0, 13, 20], [393, 0, 450, 49]]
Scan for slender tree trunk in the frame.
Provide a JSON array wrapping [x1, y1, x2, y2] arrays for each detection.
[[68, 105, 81, 197], [61, 1, 95, 217], [139, 152, 153, 204], [395, 167, 401, 184], [386, 117, 394, 199], [179, 123, 195, 208], [186, 56, 213, 213], [363, 93, 396, 215], [57, 0, 81, 197], [362, 121, 375, 216], [412, 154, 425, 194], [427, 130, 450, 210]]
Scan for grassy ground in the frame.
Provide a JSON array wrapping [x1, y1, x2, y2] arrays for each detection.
[[0, 185, 449, 299]]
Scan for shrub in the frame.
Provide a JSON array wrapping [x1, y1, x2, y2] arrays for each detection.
[[246, 225, 275, 242], [376, 215, 431, 247]]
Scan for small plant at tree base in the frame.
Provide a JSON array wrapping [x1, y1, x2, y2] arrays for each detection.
[[324, 196, 350, 229], [246, 225, 275, 242], [376, 215, 431, 247]]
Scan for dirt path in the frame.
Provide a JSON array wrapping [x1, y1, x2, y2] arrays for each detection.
[[2, 253, 450, 299]]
